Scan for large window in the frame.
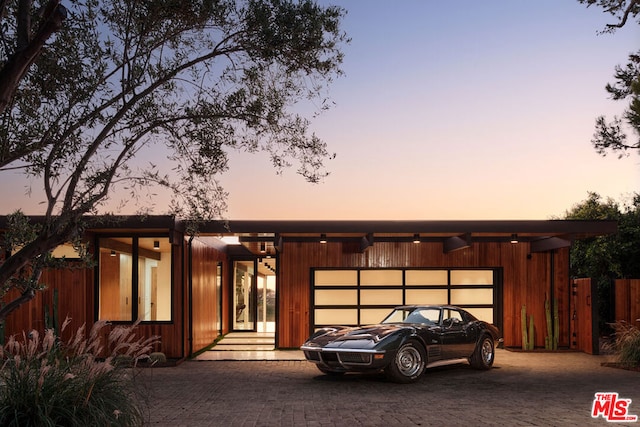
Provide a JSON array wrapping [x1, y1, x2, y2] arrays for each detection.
[[313, 268, 497, 328], [98, 237, 172, 322]]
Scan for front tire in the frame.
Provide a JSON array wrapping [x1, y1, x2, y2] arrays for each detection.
[[469, 335, 494, 370], [385, 339, 426, 383]]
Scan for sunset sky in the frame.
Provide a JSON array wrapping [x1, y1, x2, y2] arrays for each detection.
[[2, 1, 639, 220], [221, 0, 640, 220]]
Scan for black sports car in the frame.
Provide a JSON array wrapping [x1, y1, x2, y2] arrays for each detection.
[[300, 305, 502, 383]]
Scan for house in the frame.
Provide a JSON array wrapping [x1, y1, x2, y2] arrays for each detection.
[[1, 216, 617, 359]]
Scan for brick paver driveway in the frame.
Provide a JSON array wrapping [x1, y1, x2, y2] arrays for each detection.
[[143, 349, 639, 426]]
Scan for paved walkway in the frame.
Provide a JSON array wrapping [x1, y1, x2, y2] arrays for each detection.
[[141, 349, 640, 426]]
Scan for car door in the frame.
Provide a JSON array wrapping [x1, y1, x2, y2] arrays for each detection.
[[440, 309, 476, 359], [412, 308, 445, 363]]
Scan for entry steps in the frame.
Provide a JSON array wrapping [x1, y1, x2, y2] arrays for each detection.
[[212, 332, 275, 351]]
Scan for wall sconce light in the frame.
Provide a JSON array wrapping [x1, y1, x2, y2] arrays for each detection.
[[153, 240, 160, 250], [510, 234, 518, 244], [260, 242, 266, 253], [413, 233, 421, 244], [320, 234, 327, 244], [110, 250, 116, 257]]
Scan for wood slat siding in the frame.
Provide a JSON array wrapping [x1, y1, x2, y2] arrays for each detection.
[[3, 263, 93, 343], [278, 241, 570, 349], [188, 238, 226, 354], [615, 279, 640, 325], [3, 241, 187, 360], [572, 278, 597, 354]]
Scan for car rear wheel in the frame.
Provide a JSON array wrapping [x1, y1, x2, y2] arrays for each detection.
[[469, 335, 494, 370], [317, 365, 345, 376], [385, 339, 426, 383]]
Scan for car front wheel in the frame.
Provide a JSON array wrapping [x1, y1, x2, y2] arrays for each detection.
[[385, 339, 426, 383], [469, 335, 494, 370]]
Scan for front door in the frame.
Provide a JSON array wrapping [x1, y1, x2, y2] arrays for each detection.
[[232, 258, 277, 332], [233, 260, 255, 330]]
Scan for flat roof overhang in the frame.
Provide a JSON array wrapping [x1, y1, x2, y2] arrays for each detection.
[[191, 219, 618, 255], [0, 216, 618, 255], [194, 219, 617, 237]]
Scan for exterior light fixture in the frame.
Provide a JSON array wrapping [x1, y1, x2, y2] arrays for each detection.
[[260, 242, 266, 253], [110, 250, 116, 257], [153, 240, 160, 250], [413, 233, 421, 244], [320, 234, 327, 244], [510, 234, 518, 244]]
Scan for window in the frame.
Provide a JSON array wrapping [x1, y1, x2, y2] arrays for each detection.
[[312, 268, 497, 328], [98, 237, 172, 322]]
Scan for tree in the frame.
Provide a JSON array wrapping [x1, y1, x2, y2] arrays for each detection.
[[578, 0, 640, 157], [0, 0, 348, 320], [563, 191, 640, 331]]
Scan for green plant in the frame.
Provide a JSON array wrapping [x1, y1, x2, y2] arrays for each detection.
[[0, 318, 159, 426], [43, 289, 60, 336], [544, 297, 559, 350], [605, 320, 640, 368], [521, 306, 534, 350], [149, 352, 167, 365]]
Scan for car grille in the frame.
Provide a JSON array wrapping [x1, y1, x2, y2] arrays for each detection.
[[337, 352, 372, 365], [304, 349, 374, 366], [304, 351, 321, 361]]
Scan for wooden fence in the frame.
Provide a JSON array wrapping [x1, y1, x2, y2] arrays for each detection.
[[614, 279, 640, 325]]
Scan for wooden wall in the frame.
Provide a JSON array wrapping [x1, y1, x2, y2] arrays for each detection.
[[3, 262, 94, 344], [615, 279, 640, 325], [187, 238, 227, 354], [571, 278, 597, 354], [3, 238, 187, 360], [277, 240, 570, 349]]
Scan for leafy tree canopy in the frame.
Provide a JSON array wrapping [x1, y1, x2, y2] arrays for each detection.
[[0, 0, 348, 319], [578, 0, 640, 157], [563, 191, 640, 329]]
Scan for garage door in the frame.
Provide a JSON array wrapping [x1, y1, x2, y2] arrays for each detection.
[[312, 268, 497, 328]]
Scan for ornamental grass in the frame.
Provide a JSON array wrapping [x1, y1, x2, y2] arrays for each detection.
[[0, 318, 159, 427], [605, 320, 640, 368]]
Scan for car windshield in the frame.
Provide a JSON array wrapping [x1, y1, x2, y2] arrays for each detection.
[[381, 307, 441, 325]]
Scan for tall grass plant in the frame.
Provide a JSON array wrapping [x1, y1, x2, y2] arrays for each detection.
[[606, 320, 640, 368], [0, 318, 158, 426]]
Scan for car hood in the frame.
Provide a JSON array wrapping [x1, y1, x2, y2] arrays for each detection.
[[305, 324, 409, 348]]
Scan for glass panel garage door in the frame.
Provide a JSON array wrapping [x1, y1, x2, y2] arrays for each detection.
[[313, 268, 496, 328]]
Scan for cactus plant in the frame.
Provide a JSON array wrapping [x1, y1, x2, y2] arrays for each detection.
[[521, 305, 535, 350], [544, 297, 559, 350], [44, 289, 60, 336], [521, 305, 528, 350], [528, 314, 535, 350]]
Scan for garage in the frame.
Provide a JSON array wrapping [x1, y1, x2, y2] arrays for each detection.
[[312, 268, 498, 330]]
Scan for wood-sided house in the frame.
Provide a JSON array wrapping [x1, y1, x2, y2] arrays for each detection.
[[1, 216, 617, 359]]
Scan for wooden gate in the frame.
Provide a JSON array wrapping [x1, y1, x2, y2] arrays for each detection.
[[614, 279, 640, 325], [571, 278, 599, 354]]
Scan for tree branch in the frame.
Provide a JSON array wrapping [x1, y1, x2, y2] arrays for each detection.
[[605, 0, 639, 30], [0, 0, 67, 114]]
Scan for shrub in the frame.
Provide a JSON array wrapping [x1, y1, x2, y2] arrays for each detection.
[[0, 318, 159, 426], [149, 352, 167, 364], [606, 320, 640, 368]]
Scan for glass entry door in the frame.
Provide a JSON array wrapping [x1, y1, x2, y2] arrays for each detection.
[[257, 270, 276, 333], [233, 261, 255, 330]]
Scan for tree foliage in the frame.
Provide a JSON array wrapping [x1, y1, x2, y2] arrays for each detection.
[[563, 192, 640, 328], [578, 0, 640, 157], [0, 0, 348, 320]]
